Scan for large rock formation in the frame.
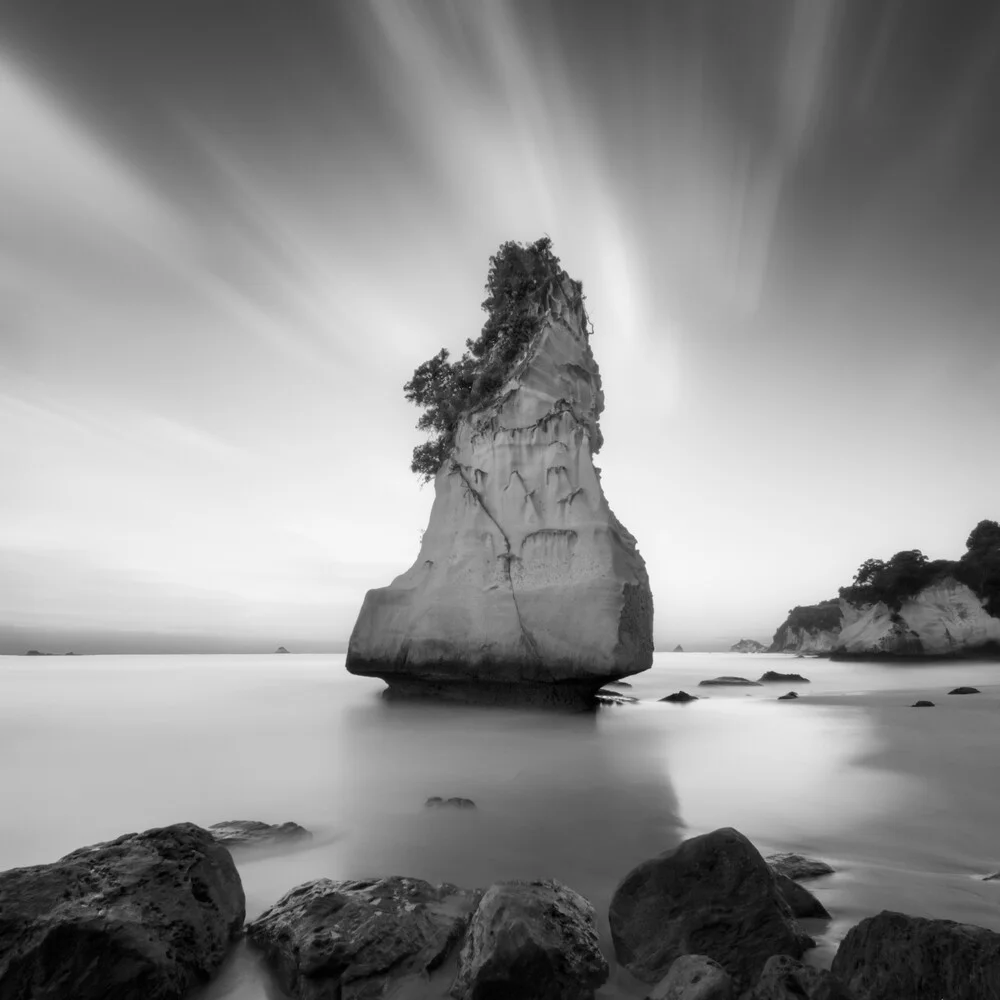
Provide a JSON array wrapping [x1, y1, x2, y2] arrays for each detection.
[[729, 639, 767, 654], [347, 269, 653, 703], [769, 602, 842, 654], [0, 822, 245, 1000]]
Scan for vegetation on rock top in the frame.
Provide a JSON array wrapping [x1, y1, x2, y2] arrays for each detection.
[[403, 237, 578, 481]]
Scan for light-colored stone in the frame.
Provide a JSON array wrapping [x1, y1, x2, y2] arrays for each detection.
[[347, 273, 653, 702], [770, 625, 840, 654], [646, 954, 733, 999], [451, 879, 608, 999]]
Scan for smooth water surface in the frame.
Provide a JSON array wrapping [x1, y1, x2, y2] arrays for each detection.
[[1, 651, 998, 997]]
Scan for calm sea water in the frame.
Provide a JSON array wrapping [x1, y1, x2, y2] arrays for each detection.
[[1, 651, 998, 998]]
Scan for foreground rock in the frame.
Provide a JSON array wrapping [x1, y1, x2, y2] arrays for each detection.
[[246, 876, 481, 1000], [609, 827, 813, 991], [346, 257, 653, 705], [831, 909, 1000, 999], [660, 691, 699, 703], [697, 676, 762, 687], [209, 820, 311, 849], [749, 955, 854, 999], [0, 822, 244, 1000], [451, 879, 607, 1000], [730, 639, 768, 653], [646, 954, 733, 999], [766, 853, 835, 881], [758, 671, 810, 683], [771, 874, 829, 919]]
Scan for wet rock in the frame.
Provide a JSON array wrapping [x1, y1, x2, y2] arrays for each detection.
[[660, 691, 699, 703], [749, 955, 854, 999], [645, 954, 733, 999], [772, 874, 830, 919], [758, 671, 810, 683], [831, 909, 1000, 1000], [948, 686, 981, 695], [697, 677, 763, 687], [451, 879, 608, 999], [596, 688, 640, 705], [609, 827, 813, 991], [209, 820, 312, 849], [765, 853, 835, 881], [911, 700, 935, 707], [246, 875, 481, 1000], [777, 692, 799, 700], [425, 797, 477, 809], [0, 822, 245, 1000]]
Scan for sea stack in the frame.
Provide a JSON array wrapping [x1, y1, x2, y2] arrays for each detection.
[[346, 240, 653, 704]]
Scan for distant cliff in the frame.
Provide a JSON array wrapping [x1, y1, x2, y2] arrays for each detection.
[[771, 522, 1000, 658], [730, 639, 768, 654]]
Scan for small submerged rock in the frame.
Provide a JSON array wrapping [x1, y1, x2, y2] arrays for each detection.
[[748, 955, 853, 1000], [452, 879, 608, 1000], [758, 671, 810, 683], [697, 676, 763, 687], [660, 691, 699, 703], [426, 796, 476, 809], [645, 954, 733, 999], [766, 853, 835, 881], [246, 876, 481, 1000], [209, 819, 312, 849], [911, 700, 935, 708], [948, 686, 981, 695], [777, 691, 799, 700], [0, 822, 245, 1000]]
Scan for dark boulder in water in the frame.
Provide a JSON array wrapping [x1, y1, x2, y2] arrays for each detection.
[[911, 700, 935, 707], [660, 690, 699, 703], [758, 671, 810, 683], [831, 909, 1000, 1000], [672, 644, 685, 653], [0, 822, 244, 1000], [948, 686, 980, 695], [425, 796, 476, 809], [452, 879, 608, 1000], [777, 691, 799, 700], [609, 827, 813, 991], [247, 875, 481, 1000], [698, 676, 763, 687], [209, 820, 312, 849], [766, 853, 835, 881]]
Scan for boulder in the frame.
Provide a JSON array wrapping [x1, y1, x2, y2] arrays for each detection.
[[209, 820, 311, 849], [660, 691, 699, 703], [246, 876, 481, 1000], [425, 797, 477, 809], [451, 879, 608, 999], [697, 677, 762, 687], [911, 700, 935, 708], [765, 853, 835, 882], [777, 692, 798, 700], [346, 264, 653, 706], [749, 955, 854, 999], [948, 686, 980, 695], [758, 671, 810, 683], [0, 822, 245, 1000], [772, 874, 829, 919], [645, 954, 733, 999], [830, 909, 1000, 1000], [608, 827, 813, 991]]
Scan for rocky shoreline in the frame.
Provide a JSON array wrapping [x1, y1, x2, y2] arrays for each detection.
[[3, 818, 998, 999]]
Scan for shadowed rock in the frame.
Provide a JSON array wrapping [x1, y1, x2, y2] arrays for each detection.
[[0, 822, 245, 1000], [451, 879, 608, 1000], [660, 691, 699, 703], [425, 797, 476, 809], [609, 827, 813, 991], [758, 671, 810, 683], [831, 910, 1000, 1000], [948, 686, 980, 695], [748, 955, 854, 999], [645, 954, 733, 999], [698, 677, 762, 687], [777, 692, 799, 700], [911, 700, 935, 707], [772, 874, 830, 919], [766, 853, 835, 881], [246, 876, 481, 1000]]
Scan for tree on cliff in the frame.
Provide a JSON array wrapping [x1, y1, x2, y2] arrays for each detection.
[[404, 237, 566, 481]]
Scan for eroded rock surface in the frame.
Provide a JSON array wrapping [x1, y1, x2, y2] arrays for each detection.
[[346, 272, 653, 704], [645, 954, 733, 1000], [451, 879, 608, 1000], [609, 827, 813, 991], [830, 910, 1000, 1000], [0, 822, 245, 1000], [246, 876, 481, 1000], [749, 955, 854, 1000]]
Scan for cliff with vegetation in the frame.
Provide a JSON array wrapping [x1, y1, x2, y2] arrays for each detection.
[[346, 239, 654, 702], [770, 521, 1000, 658]]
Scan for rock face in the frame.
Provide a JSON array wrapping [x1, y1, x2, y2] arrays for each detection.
[[729, 639, 767, 654], [346, 272, 653, 704], [209, 820, 311, 849], [769, 602, 842, 654], [830, 910, 1000, 1000], [647, 954, 733, 1000], [608, 827, 813, 991], [246, 876, 481, 1000], [451, 879, 608, 1000], [749, 955, 854, 1000], [0, 822, 245, 1000]]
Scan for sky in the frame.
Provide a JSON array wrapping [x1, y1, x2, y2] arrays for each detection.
[[1, 0, 998, 653]]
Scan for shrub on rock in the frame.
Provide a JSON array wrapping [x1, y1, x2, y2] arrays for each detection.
[[0, 822, 245, 1000]]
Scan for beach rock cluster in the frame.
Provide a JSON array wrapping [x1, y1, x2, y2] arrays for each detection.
[[4, 820, 999, 1000]]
